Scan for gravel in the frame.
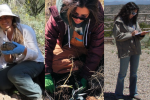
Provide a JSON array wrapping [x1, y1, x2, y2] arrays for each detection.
[[0, 91, 18, 100], [104, 43, 150, 100]]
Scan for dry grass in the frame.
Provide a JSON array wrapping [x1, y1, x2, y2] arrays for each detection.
[[87, 66, 104, 100], [44, 65, 104, 100]]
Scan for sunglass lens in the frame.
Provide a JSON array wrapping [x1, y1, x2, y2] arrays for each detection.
[[79, 17, 86, 20], [72, 14, 88, 20], [132, 12, 137, 15]]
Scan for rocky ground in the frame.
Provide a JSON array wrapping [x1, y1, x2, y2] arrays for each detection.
[[104, 43, 150, 100], [0, 91, 23, 100]]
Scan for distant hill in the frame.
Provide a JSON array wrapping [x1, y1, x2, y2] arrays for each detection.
[[104, 5, 150, 14], [104, 1, 150, 5]]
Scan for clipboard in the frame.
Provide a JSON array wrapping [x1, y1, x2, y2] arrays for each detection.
[[135, 30, 150, 35]]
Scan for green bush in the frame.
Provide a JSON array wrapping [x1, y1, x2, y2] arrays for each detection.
[[104, 18, 114, 37], [139, 22, 150, 29], [104, 31, 112, 37]]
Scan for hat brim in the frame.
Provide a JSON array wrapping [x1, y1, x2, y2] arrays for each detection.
[[0, 12, 20, 23]]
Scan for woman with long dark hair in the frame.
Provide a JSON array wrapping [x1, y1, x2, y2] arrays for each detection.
[[113, 2, 149, 100], [45, 0, 104, 95]]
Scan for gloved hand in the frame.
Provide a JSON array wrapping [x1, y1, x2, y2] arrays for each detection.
[[81, 78, 87, 89], [45, 74, 55, 93], [2, 41, 25, 54]]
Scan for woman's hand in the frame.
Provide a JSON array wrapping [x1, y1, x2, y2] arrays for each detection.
[[81, 78, 87, 89], [2, 42, 26, 55], [140, 31, 149, 36], [132, 30, 138, 36], [45, 74, 55, 93]]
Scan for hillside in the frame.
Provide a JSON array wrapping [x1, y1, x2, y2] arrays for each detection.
[[104, 5, 150, 14], [104, 1, 150, 5]]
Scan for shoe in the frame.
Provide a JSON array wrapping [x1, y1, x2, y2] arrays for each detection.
[[130, 95, 141, 100]]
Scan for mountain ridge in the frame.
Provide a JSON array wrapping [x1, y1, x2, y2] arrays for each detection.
[[104, 5, 150, 14], [104, 1, 150, 5]]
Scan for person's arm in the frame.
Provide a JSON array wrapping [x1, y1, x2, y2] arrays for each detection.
[[113, 21, 133, 42], [45, 15, 60, 93], [80, 23, 104, 79], [80, 1, 104, 79], [45, 15, 59, 74], [23, 48, 27, 55], [20, 25, 40, 61], [4, 54, 13, 63]]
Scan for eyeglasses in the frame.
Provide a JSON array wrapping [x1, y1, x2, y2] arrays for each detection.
[[71, 13, 89, 20], [131, 12, 137, 16]]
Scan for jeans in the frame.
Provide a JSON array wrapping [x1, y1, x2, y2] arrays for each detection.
[[0, 61, 44, 100], [115, 55, 140, 98]]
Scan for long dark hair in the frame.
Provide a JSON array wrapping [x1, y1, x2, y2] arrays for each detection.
[[61, 0, 101, 26], [114, 2, 139, 25]]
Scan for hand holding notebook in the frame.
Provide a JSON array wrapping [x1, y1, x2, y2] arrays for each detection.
[[135, 30, 150, 35]]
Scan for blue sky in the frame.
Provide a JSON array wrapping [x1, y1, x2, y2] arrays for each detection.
[[105, 0, 136, 2], [105, 0, 150, 2]]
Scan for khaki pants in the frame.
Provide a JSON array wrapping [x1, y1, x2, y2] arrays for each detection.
[[52, 44, 87, 74]]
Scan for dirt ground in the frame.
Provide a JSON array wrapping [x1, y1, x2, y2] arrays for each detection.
[[104, 43, 150, 100], [0, 91, 21, 100]]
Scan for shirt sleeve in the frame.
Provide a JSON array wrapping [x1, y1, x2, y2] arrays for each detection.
[[113, 22, 133, 42], [21, 25, 39, 61], [45, 15, 59, 74]]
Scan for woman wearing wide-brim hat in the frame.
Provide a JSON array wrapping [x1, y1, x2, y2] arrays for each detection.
[[0, 4, 44, 100]]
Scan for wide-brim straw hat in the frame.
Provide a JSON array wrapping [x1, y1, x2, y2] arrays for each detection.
[[0, 4, 20, 23]]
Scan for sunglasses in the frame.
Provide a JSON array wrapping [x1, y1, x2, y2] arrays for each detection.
[[71, 13, 89, 20], [131, 12, 137, 16]]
